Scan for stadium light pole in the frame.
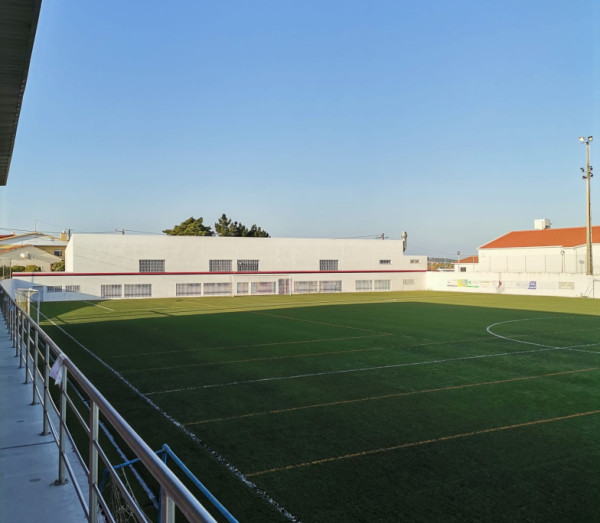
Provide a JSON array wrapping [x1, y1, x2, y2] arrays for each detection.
[[579, 136, 594, 275]]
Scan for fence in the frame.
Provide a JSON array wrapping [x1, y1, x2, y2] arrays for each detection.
[[1, 285, 224, 522]]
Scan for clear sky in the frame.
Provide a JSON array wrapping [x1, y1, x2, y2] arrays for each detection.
[[4, 0, 599, 257]]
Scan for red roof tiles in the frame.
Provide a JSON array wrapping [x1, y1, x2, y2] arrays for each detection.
[[480, 226, 600, 249]]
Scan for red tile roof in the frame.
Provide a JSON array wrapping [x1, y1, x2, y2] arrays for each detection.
[[458, 255, 479, 263], [480, 226, 600, 249]]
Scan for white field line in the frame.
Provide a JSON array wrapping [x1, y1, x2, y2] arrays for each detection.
[[41, 312, 299, 522], [486, 317, 600, 352], [84, 301, 114, 311], [106, 333, 388, 360], [144, 345, 565, 396], [146, 316, 600, 396]]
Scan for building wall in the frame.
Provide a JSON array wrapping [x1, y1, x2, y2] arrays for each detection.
[[65, 234, 423, 274], [477, 245, 600, 274], [11, 270, 428, 301]]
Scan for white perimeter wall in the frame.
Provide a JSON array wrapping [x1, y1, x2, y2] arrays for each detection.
[[11, 271, 427, 301], [427, 271, 600, 299]]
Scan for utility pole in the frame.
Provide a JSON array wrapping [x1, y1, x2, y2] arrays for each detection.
[[580, 136, 594, 275]]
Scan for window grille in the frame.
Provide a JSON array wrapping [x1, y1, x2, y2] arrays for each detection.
[[379, 260, 391, 265], [320, 280, 342, 293], [101, 285, 122, 298], [251, 282, 276, 294], [294, 281, 319, 294], [139, 259, 165, 272], [47, 285, 63, 293], [204, 282, 231, 295], [124, 284, 152, 298], [374, 280, 391, 291], [237, 259, 259, 272], [209, 260, 232, 272], [410, 259, 420, 264], [403, 279, 415, 285], [54, 249, 63, 257], [176, 283, 202, 296], [237, 282, 249, 295], [356, 280, 373, 291], [65, 285, 80, 292], [319, 260, 338, 271]]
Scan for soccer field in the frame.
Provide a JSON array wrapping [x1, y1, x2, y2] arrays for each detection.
[[39, 291, 600, 522]]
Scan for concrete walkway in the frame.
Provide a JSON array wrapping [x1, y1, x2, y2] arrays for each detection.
[[0, 319, 86, 522]]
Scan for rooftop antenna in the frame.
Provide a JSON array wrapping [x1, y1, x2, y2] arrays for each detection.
[[402, 231, 407, 252]]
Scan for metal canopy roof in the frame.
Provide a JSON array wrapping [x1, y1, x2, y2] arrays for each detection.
[[0, 0, 42, 186]]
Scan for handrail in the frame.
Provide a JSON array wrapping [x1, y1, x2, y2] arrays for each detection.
[[2, 286, 220, 523]]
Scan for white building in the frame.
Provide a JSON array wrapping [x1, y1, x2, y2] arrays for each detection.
[[12, 234, 427, 301]]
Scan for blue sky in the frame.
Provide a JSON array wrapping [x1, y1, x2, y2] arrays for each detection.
[[4, 0, 599, 257]]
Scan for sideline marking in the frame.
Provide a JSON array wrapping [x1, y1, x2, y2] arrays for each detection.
[[40, 312, 299, 522], [145, 344, 565, 396], [246, 408, 600, 478], [185, 367, 598, 426]]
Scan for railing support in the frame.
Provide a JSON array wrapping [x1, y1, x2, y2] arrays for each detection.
[[89, 401, 99, 523], [32, 329, 39, 405], [42, 341, 50, 435], [56, 366, 68, 485]]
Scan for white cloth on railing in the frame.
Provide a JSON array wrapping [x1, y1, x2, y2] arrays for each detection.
[[49, 354, 65, 385]]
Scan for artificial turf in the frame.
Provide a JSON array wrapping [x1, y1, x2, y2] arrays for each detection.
[[39, 291, 600, 522]]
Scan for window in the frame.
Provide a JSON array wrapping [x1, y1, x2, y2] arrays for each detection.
[[374, 280, 391, 291], [410, 259, 420, 264], [124, 284, 152, 298], [176, 283, 202, 296], [54, 249, 63, 257], [403, 279, 415, 285], [209, 260, 232, 272], [237, 259, 259, 272], [294, 281, 319, 294], [139, 259, 165, 272], [460, 267, 467, 272], [47, 285, 63, 293], [101, 285, 122, 298], [379, 260, 391, 265], [237, 282, 249, 295], [204, 282, 231, 295], [65, 285, 80, 292], [319, 260, 338, 271], [251, 281, 276, 294], [320, 280, 342, 293], [356, 280, 373, 291]]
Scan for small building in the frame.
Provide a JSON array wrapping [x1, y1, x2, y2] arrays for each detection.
[[0, 245, 62, 272], [477, 223, 600, 274]]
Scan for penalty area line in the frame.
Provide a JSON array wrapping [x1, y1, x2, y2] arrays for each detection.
[[246, 408, 600, 478]]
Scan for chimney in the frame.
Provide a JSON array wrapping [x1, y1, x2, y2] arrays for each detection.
[[534, 219, 551, 230]]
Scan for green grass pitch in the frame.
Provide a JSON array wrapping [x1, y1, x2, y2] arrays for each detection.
[[39, 291, 600, 522]]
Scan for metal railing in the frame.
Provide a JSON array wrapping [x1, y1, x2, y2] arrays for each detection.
[[1, 286, 219, 523]]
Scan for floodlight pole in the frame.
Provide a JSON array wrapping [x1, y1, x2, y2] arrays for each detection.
[[580, 136, 594, 275]]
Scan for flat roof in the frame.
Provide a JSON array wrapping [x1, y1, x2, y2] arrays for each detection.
[[0, 0, 42, 185]]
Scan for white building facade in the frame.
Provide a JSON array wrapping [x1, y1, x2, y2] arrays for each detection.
[[12, 234, 427, 301]]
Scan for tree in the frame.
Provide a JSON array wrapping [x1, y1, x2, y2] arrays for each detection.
[[163, 217, 214, 236], [214, 213, 270, 237], [51, 261, 65, 272]]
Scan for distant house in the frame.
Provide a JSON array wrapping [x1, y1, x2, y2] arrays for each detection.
[[455, 255, 479, 273], [0, 245, 62, 272], [0, 232, 68, 261]]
